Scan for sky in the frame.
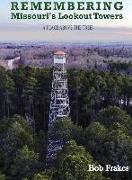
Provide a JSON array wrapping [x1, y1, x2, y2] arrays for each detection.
[[0, 0, 132, 43]]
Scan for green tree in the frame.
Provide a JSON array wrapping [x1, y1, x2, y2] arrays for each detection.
[[103, 129, 132, 180], [0, 172, 5, 180], [10, 145, 39, 179], [34, 68, 52, 132], [0, 67, 15, 118], [57, 140, 106, 180], [121, 76, 132, 112], [0, 115, 34, 172], [49, 117, 73, 144], [22, 67, 37, 120], [97, 106, 132, 135], [33, 172, 51, 180], [68, 70, 82, 124], [12, 66, 27, 115], [84, 122, 107, 150]]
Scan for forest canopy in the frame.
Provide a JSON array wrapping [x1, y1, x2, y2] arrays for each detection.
[[0, 66, 131, 180]]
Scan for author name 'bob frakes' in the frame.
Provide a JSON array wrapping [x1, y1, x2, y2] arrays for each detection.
[[88, 165, 129, 172]]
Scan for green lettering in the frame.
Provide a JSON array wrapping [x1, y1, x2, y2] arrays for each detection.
[[67, 2, 75, 10], [21, 2, 28, 10], [31, 2, 42, 10], [103, 2, 112, 10], [114, 2, 123, 10], [86, 2, 94, 10], [77, 2, 85, 10], [54, 2, 65, 10], [11, 2, 19, 10], [44, 2, 51, 10]]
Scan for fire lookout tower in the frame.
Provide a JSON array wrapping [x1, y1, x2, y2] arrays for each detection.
[[47, 51, 70, 161], [49, 51, 70, 124]]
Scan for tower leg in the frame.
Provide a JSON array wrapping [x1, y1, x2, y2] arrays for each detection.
[[46, 68, 70, 165]]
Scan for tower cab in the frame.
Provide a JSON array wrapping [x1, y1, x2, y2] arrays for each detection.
[[54, 51, 66, 64]]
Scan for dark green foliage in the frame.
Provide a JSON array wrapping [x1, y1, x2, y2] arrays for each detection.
[[68, 69, 132, 125], [0, 67, 15, 118], [33, 171, 51, 180], [75, 107, 132, 180], [49, 117, 74, 144], [0, 115, 35, 177], [108, 61, 132, 74], [97, 106, 132, 135], [0, 172, 5, 180], [56, 140, 107, 180], [10, 145, 39, 179], [0, 67, 131, 180]]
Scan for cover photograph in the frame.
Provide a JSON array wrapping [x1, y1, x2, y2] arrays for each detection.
[[0, 0, 132, 180]]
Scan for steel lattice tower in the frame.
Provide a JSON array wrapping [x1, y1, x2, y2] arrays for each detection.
[[47, 51, 70, 161]]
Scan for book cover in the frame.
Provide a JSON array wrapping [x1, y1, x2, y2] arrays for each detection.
[[0, 0, 131, 180]]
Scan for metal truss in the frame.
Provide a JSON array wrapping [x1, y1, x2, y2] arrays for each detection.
[[49, 69, 70, 125], [47, 64, 70, 162]]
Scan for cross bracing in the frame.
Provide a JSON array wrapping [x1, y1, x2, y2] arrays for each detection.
[[47, 52, 70, 163]]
